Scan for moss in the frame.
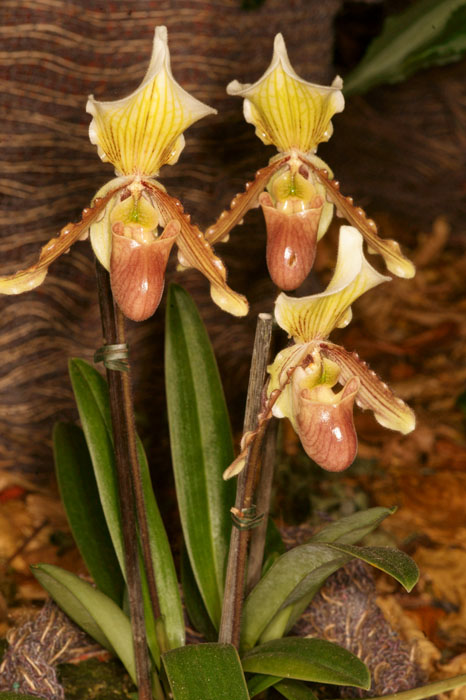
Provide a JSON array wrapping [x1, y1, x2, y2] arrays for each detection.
[[58, 659, 135, 700]]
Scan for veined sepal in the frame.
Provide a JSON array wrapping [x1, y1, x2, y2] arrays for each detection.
[[227, 33, 344, 154], [87, 26, 216, 176]]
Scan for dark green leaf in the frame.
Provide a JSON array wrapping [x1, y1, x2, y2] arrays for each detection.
[[69, 358, 184, 650], [53, 422, 124, 604], [310, 507, 395, 545], [344, 0, 466, 95], [247, 674, 282, 698], [163, 643, 249, 700], [241, 638, 370, 689], [275, 679, 319, 700], [243, 508, 394, 648], [68, 359, 124, 571], [180, 546, 217, 642], [31, 564, 136, 683], [326, 543, 419, 592], [165, 284, 236, 629]]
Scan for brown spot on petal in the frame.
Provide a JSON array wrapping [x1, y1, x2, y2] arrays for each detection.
[[260, 192, 323, 290], [110, 219, 179, 322], [296, 377, 359, 471]]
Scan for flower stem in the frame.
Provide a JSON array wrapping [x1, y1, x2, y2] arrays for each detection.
[[246, 416, 278, 594], [95, 262, 159, 700], [219, 313, 273, 648]]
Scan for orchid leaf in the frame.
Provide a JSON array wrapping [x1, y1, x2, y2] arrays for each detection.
[[180, 546, 217, 642], [247, 674, 283, 698], [275, 679, 319, 700], [165, 284, 236, 629], [162, 643, 249, 700], [68, 359, 124, 571], [242, 507, 394, 648], [31, 564, 136, 683], [53, 422, 124, 605], [241, 638, 370, 689], [344, 0, 466, 95], [326, 543, 419, 592], [68, 358, 184, 650]]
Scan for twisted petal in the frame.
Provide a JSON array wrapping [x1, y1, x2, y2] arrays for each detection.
[[275, 226, 390, 342], [0, 187, 121, 295], [144, 179, 249, 317], [205, 157, 289, 245], [87, 26, 216, 176], [294, 375, 359, 472], [303, 158, 415, 279], [320, 342, 416, 434], [227, 33, 344, 154]]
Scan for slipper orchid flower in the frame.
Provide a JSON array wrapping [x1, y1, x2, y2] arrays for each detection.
[[207, 33, 414, 290], [224, 226, 415, 478], [0, 26, 248, 321]]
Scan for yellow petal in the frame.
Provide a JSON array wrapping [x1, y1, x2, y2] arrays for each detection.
[[0, 187, 122, 295], [275, 226, 390, 342], [227, 33, 344, 154], [303, 157, 416, 279], [87, 26, 216, 177], [144, 179, 249, 317], [267, 343, 316, 428], [320, 342, 416, 435]]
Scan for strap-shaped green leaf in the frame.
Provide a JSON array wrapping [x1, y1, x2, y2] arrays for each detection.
[[165, 284, 236, 629], [242, 507, 394, 648], [68, 358, 184, 650], [31, 564, 136, 683], [163, 643, 249, 700], [344, 0, 466, 95], [53, 422, 124, 604], [241, 638, 370, 689]]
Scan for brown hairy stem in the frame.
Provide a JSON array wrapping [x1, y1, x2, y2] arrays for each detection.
[[246, 417, 278, 594], [219, 313, 273, 648], [95, 262, 159, 700]]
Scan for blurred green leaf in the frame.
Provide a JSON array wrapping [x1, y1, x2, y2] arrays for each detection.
[[326, 543, 419, 592], [31, 564, 136, 683], [163, 643, 249, 699], [165, 284, 236, 629], [241, 638, 370, 688], [344, 0, 466, 95], [275, 679, 319, 700], [53, 422, 124, 605], [69, 358, 184, 650], [180, 546, 217, 642], [247, 674, 283, 698]]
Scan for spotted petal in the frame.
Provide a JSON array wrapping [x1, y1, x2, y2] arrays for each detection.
[[227, 33, 344, 154], [303, 157, 416, 279], [144, 179, 248, 317], [320, 342, 415, 434], [275, 226, 390, 342], [0, 188, 121, 295], [87, 26, 216, 177]]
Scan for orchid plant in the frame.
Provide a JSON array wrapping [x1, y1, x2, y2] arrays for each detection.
[[3, 24, 462, 700]]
